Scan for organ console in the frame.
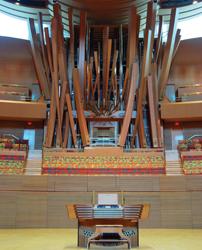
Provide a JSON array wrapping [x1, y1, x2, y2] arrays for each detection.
[[66, 202, 150, 248]]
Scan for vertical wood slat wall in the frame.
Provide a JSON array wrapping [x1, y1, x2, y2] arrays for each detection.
[[0, 175, 202, 228]]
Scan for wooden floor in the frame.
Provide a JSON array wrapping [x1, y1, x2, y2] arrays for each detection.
[[0, 228, 201, 250]]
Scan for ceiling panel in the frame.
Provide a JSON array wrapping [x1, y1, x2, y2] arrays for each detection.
[[1, 0, 202, 36]]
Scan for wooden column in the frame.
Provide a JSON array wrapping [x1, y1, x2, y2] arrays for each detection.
[[37, 12, 50, 89], [73, 68, 90, 146], [45, 86, 56, 147], [66, 94, 78, 147], [68, 7, 75, 97], [78, 11, 87, 100], [62, 112, 70, 148], [44, 27, 56, 147], [145, 1, 157, 74], [159, 8, 179, 100], [28, 18, 50, 99], [119, 24, 123, 104], [155, 16, 163, 62], [118, 63, 138, 146], [125, 7, 139, 107], [102, 26, 109, 107], [138, 107, 146, 148], [147, 75, 158, 147], [152, 63, 163, 147], [51, 17, 62, 146], [126, 7, 139, 70], [172, 29, 181, 60], [131, 29, 152, 147], [44, 28, 53, 73]]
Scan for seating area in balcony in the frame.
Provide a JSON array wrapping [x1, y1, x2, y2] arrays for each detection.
[[178, 137, 202, 175], [0, 135, 28, 175]]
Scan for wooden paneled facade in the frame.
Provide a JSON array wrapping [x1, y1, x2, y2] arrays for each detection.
[[0, 175, 202, 228]]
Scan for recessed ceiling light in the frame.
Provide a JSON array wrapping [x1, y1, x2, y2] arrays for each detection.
[[193, 0, 198, 4]]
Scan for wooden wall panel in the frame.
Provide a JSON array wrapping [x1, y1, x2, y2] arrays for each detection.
[[0, 176, 202, 228], [47, 192, 70, 228], [21, 176, 48, 191], [0, 175, 202, 193], [191, 192, 202, 228], [0, 176, 22, 191], [117, 176, 159, 192], [186, 176, 202, 191], [160, 176, 186, 191], [0, 191, 17, 228], [0, 100, 46, 121], [87, 176, 118, 191], [16, 192, 47, 228], [161, 101, 202, 122], [54, 176, 88, 191], [47, 192, 92, 228], [124, 192, 161, 228], [47, 176, 56, 191], [170, 37, 202, 85], [160, 192, 192, 228], [0, 36, 37, 85]]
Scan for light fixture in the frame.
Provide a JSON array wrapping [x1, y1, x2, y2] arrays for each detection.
[[193, 0, 198, 4], [159, 0, 194, 8], [15, 0, 20, 6]]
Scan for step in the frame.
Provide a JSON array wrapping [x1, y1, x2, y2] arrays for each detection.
[[25, 150, 43, 175]]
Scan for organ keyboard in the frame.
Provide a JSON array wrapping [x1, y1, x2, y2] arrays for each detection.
[[67, 203, 150, 248]]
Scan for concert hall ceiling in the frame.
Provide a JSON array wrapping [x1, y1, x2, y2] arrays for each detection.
[[1, 0, 202, 35]]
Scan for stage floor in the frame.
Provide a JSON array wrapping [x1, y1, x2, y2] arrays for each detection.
[[0, 229, 202, 250]]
